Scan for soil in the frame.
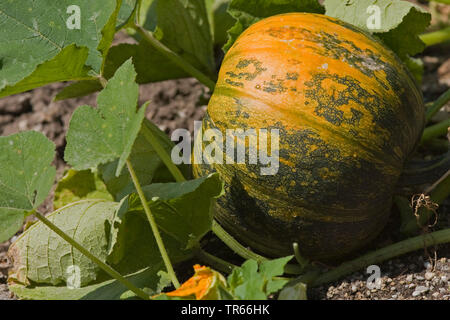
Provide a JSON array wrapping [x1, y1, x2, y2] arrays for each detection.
[[1, 19, 449, 301]]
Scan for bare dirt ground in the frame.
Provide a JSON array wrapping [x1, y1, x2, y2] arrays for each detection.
[[0, 9, 449, 299]]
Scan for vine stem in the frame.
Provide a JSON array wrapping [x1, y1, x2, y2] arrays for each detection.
[[33, 210, 150, 300], [211, 221, 303, 275], [421, 118, 450, 144], [134, 24, 216, 91], [126, 160, 180, 288], [426, 89, 450, 123], [310, 228, 450, 287], [195, 247, 237, 274], [420, 26, 450, 47]]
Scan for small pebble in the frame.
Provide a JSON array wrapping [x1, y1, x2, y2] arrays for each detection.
[[425, 272, 434, 280], [412, 286, 429, 297]]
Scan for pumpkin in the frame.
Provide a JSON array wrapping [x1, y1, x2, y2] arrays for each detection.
[[193, 13, 425, 261]]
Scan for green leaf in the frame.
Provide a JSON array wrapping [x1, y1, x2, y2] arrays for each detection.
[[9, 266, 163, 300], [0, 45, 93, 98], [8, 200, 118, 287], [324, 0, 431, 59], [54, 39, 190, 100], [210, 0, 235, 46], [0, 131, 56, 242], [278, 281, 307, 300], [98, 0, 126, 73], [138, 0, 157, 31], [117, 173, 224, 253], [106, 202, 191, 276], [98, 119, 188, 201], [154, 0, 216, 77], [65, 59, 147, 177], [223, 0, 324, 52], [227, 257, 292, 300], [104, 41, 189, 83], [0, 0, 119, 96], [54, 0, 215, 100], [54, 79, 103, 101], [118, 0, 140, 28], [53, 169, 113, 210], [107, 174, 223, 276]]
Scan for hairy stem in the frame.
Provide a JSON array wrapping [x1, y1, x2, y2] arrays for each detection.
[[311, 228, 450, 287], [33, 210, 150, 300], [134, 24, 216, 91], [420, 26, 450, 47], [126, 160, 180, 288]]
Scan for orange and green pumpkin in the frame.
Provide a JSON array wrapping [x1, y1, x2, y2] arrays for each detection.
[[193, 13, 425, 261]]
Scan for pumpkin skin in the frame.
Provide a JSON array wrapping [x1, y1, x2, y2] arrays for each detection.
[[193, 13, 425, 261]]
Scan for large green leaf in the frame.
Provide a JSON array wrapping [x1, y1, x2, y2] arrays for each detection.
[[98, 119, 188, 201], [0, 0, 122, 97], [223, 0, 324, 52], [8, 200, 118, 287], [0, 131, 56, 243], [65, 59, 147, 177], [324, 0, 431, 59]]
